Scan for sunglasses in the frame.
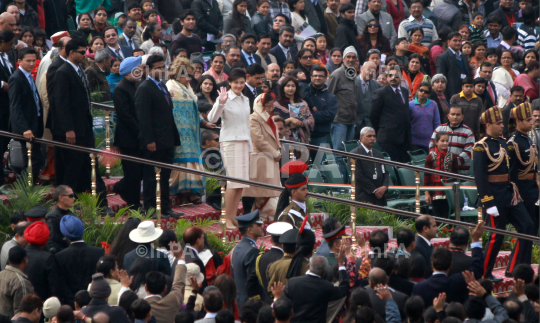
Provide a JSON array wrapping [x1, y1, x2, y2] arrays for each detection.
[[62, 193, 76, 198], [74, 50, 86, 55], [301, 55, 313, 59], [105, 33, 117, 38], [367, 24, 380, 28], [418, 89, 431, 94], [388, 74, 400, 79], [211, 137, 219, 142]]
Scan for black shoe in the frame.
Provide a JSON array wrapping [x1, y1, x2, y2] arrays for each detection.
[[505, 271, 514, 278], [164, 210, 184, 218], [485, 275, 503, 283], [207, 200, 221, 211], [150, 213, 170, 219], [102, 207, 116, 217]]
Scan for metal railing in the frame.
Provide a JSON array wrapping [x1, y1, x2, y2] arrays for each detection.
[[281, 139, 478, 222], [1, 131, 538, 255]]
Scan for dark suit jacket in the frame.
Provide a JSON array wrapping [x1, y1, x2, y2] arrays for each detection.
[[488, 7, 517, 28], [502, 101, 517, 138], [81, 299, 131, 323], [436, 49, 470, 99], [269, 45, 298, 68], [48, 61, 93, 138], [412, 246, 484, 305], [414, 236, 433, 278], [135, 79, 180, 150], [240, 52, 262, 68], [365, 285, 408, 320], [242, 85, 260, 113], [370, 85, 411, 145], [8, 69, 43, 137], [388, 274, 415, 296], [107, 45, 133, 60], [485, 81, 498, 109], [350, 145, 389, 205], [185, 247, 207, 289], [44, 206, 70, 254], [284, 270, 349, 323], [45, 57, 65, 113], [24, 245, 62, 302], [223, 63, 232, 76], [113, 78, 139, 148], [448, 249, 473, 276], [123, 244, 172, 276], [54, 242, 104, 305], [0, 54, 14, 116]]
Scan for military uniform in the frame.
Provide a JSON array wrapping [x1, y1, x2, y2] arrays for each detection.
[[277, 201, 312, 230], [266, 254, 309, 293], [246, 247, 284, 302], [508, 130, 539, 236], [473, 107, 535, 278], [231, 211, 263, 313], [246, 222, 292, 302]]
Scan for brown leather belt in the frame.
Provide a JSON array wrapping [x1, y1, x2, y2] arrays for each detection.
[[518, 173, 536, 180], [487, 174, 509, 182]]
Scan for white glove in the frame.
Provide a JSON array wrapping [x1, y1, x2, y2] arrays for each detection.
[[486, 206, 499, 217]]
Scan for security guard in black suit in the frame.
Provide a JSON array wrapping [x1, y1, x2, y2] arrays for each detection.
[[507, 102, 539, 238], [473, 106, 535, 282], [246, 221, 293, 302]]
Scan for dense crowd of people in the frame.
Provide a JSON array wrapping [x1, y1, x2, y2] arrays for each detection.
[[0, 0, 539, 321]]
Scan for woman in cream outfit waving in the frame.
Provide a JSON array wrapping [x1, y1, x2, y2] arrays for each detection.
[[208, 69, 252, 228]]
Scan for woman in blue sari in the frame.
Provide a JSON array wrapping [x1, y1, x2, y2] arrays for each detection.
[[166, 57, 216, 203]]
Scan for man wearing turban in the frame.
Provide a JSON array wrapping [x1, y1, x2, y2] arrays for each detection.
[[24, 221, 63, 302], [111, 56, 144, 208]]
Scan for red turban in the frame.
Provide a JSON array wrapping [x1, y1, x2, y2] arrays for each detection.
[[24, 221, 50, 246]]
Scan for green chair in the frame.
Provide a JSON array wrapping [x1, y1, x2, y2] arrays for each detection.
[[461, 181, 478, 207], [343, 140, 359, 153], [467, 162, 475, 177], [408, 150, 427, 166], [67, 16, 77, 34], [321, 163, 344, 184], [304, 167, 326, 193], [373, 142, 381, 151]]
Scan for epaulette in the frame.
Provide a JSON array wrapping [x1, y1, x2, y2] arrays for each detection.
[[508, 144, 515, 151], [473, 145, 485, 152], [473, 137, 488, 154]]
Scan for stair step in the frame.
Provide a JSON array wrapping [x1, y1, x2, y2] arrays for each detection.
[[491, 265, 539, 295]]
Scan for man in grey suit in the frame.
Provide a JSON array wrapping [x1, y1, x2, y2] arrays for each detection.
[[356, 0, 397, 45], [355, 61, 381, 133], [303, 0, 327, 33]]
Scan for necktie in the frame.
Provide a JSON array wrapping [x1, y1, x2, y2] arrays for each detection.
[[115, 48, 123, 61], [488, 84, 495, 104], [395, 88, 404, 104], [27, 74, 40, 116], [253, 88, 257, 96], [369, 151, 373, 157], [286, 50, 292, 60], [248, 56, 254, 65], [0, 53, 12, 74], [158, 82, 171, 106], [128, 38, 133, 49], [363, 82, 368, 93], [78, 67, 91, 112]]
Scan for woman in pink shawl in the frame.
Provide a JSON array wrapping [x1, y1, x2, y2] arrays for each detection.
[[513, 61, 539, 102]]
